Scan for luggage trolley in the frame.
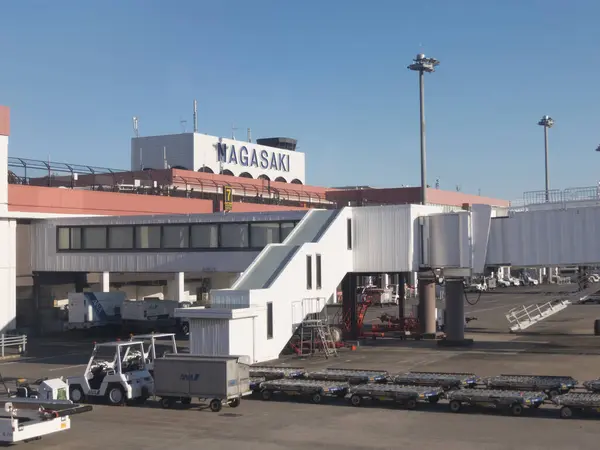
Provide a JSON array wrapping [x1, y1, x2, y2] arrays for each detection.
[[553, 392, 600, 419], [305, 368, 389, 385], [447, 389, 547, 416], [260, 379, 348, 404], [582, 379, 600, 393], [484, 375, 577, 399], [348, 384, 443, 409], [249, 366, 306, 379], [392, 372, 479, 390]]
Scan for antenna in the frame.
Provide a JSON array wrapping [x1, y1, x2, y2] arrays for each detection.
[[132, 117, 139, 137], [180, 119, 187, 133], [193, 100, 198, 133], [247, 128, 252, 143], [163, 146, 168, 169], [231, 123, 238, 140]]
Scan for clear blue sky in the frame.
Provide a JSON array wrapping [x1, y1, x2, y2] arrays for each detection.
[[1, 0, 599, 200]]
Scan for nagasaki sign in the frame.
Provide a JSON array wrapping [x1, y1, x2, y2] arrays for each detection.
[[217, 143, 290, 172]]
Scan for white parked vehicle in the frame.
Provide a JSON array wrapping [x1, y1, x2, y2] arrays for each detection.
[[467, 282, 488, 292], [129, 333, 178, 372], [523, 275, 539, 286], [509, 277, 523, 286], [67, 341, 154, 406], [497, 278, 511, 288]]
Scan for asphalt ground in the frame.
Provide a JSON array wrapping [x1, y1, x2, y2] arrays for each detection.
[[2, 284, 600, 449]]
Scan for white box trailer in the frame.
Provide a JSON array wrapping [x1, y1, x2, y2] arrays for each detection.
[[121, 299, 189, 333], [67, 292, 125, 330]]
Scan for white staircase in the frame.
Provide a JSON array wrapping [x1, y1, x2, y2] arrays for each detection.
[[506, 300, 571, 332]]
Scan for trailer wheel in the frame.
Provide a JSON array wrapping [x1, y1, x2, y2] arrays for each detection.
[[180, 397, 192, 405], [261, 390, 272, 401], [428, 396, 440, 404], [229, 398, 240, 408], [160, 397, 174, 409], [405, 399, 417, 410], [209, 399, 222, 412], [511, 404, 523, 416], [560, 406, 573, 419], [69, 385, 85, 404], [449, 400, 462, 413], [107, 386, 126, 406], [548, 390, 559, 399], [311, 393, 322, 404], [350, 394, 362, 407]]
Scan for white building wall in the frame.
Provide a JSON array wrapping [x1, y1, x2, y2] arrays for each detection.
[[0, 135, 7, 212], [189, 318, 229, 355], [0, 219, 16, 331]]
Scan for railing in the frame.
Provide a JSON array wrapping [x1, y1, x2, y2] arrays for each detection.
[[0, 334, 27, 357], [511, 186, 600, 212]]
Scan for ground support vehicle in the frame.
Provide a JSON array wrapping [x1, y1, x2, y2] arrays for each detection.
[[348, 383, 443, 409], [392, 372, 478, 390], [583, 379, 600, 393], [129, 333, 177, 373], [305, 368, 389, 384], [249, 366, 306, 379], [259, 379, 348, 404], [552, 392, 600, 419], [67, 341, 154, 406], [483, 374, 577, 398], [446, 389, 546, 416], [154, 354, 251, 412], [0, 400, 92, 444]]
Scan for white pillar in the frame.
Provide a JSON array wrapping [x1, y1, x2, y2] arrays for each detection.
[[167, 272, 185, 302], [101, 271, 110, 293], [0, 106, 9, 213]]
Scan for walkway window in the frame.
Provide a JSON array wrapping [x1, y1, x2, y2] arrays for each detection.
[[57, 227, 70, 250], [347, 218, 352, 250], [280, 222, 295, 242], [83, 227, 107, 250], [306, 255, 313, 289], [220, 223, 249, 248], [70, 227, 82, 249], [163, 225, 190, 249], [135, 225, 161, 249], [250, 223, 280, 248], [191, 224, 218, 248], [267, 302, 273, 339], [108, 226, 134, 249], [316, 254, 322, 289]]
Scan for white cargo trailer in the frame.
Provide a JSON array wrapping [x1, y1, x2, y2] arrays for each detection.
[[121, 299, 189, 333], [66, 292, 125, 330]]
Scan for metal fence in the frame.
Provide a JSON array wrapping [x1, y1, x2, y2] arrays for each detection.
[[0, 334, 27, 358], [512, 186, 600, 212]]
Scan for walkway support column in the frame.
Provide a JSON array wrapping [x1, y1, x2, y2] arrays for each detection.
[[167, 272, 185, 302], [439, 278, 473, 347], [417, 274, 436, 338], [101, 272, 110, 293], [397, 272, 406, 320]]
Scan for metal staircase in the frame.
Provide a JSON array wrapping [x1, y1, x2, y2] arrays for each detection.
[[291, 317, 338, 358]]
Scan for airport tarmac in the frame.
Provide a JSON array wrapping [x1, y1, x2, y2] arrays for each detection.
[[2, 286, 600, 449]]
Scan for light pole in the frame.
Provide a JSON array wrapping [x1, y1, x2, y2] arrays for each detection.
[[408, 54, 440, 205], [537, 115, 554, 202]]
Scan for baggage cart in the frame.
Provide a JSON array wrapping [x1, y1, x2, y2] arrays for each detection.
[[582, 379, 600, 393], [249, 366, 306, 379], [446, 389, 546, 416], [259, 379, 348, 404], [153, 354, 251, 412], [552, 392, 600, 419], [249, 376, 272, 392], [483, 374, 577, 398], [392, 371, 478, 390], [347, 383, 443, 409], [305, 368, 389, 384]]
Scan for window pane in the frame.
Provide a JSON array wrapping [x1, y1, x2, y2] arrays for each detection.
[[70, 227, 82, 249], [83, 227, 107, 249], [306, 255, 312, 289], [163, 225, 189, 249], [108, 227, 134, 249], [250, 223, 280, 248], [57, 228, 70, 250], [347, 218, 352, 250], [220, 223, 249, 248], [280, 222, 295, 242], [267, 302, 273, 339], [316, 254, 322, 289], [136, 225, 161, 249], [191, 224, 218, 248]]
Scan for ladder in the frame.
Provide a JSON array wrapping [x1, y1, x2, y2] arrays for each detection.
[[315, 321, 338, 358], [296, 319, 338, 358]]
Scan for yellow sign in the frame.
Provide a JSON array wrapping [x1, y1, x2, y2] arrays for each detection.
[[224, 186, 233, 211]]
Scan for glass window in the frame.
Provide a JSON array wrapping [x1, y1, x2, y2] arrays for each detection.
[[135, 225, 161, 249], [347, 218, 352, 250], [191, 224, 218, 248], [108, 227, 134, 249], [250, 223, 280, 248], [163, 225, 189, 249], [267, 302, 273, 339], [83, 227, 107, 249], [220, 223, 249, 248], [280, 222, 295, 242], [70, 227, 82, 249], [57, 228, 70, 250], [306, 255, 313, 289], [316, 254, 322, 289]]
